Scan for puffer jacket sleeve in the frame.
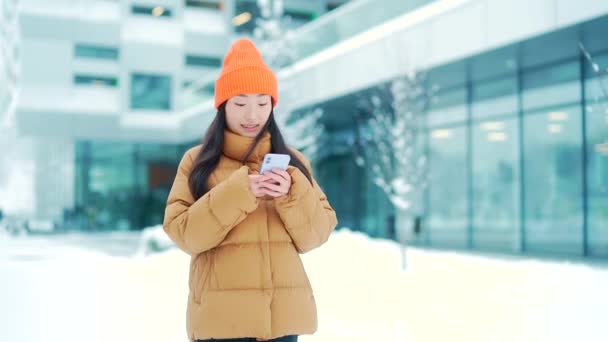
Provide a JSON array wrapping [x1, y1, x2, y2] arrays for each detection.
[[163, 149, 259, 255], [274, 155, 338, 254]]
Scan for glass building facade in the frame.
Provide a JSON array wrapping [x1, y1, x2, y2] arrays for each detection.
[[313, 15, 608, 258], [72, 141, 192, 231]]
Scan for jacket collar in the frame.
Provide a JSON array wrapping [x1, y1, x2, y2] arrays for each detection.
[[223, 129, 271, 165]]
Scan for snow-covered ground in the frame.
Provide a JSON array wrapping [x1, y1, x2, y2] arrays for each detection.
[[1, 228, 607, 342]]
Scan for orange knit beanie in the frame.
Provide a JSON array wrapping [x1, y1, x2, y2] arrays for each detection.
[[214, 39, 278, 109]]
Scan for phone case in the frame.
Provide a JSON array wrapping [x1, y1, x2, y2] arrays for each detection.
[[260, 153, 291, 174]]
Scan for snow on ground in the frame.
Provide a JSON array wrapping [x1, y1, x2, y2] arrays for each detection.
[[1, 228, 607, 342], [302, 230, 608, 342]]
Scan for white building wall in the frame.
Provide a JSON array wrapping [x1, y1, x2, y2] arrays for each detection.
[[33, 138, 74, 222], [16, 0, 230, 140], [277, 0, 608, 116], [13, 0, 608, 142]]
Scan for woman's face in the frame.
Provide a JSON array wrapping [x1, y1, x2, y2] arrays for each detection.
[[225, 93, 273, 138]]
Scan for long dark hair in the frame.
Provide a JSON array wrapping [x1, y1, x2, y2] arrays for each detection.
[[188, 102, 313, 200]]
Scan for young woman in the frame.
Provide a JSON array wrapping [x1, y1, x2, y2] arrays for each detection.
[[163, 39, 338, 342]]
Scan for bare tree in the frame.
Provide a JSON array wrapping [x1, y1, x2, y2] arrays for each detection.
[[354, 72, 433, 214], [580, 42, 608, 151], [0, 0, 21, 127], [580, 42, 608, 107], [253, 0, 297, 68], [352, 71, 434, 269], [283, 108, 325, 160]]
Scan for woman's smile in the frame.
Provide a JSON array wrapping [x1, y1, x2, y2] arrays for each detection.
[[241, 123, 260, 133]]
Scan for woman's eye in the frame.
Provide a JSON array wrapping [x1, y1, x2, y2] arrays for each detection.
[[235, 103, 245, 107], [258, 103, 268, 107]]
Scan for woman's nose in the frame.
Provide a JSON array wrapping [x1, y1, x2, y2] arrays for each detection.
[[244, 107, 259, 120], [243, 107, 254, 119]]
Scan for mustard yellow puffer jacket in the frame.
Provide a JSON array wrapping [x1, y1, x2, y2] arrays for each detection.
[[163, 130, 338, 341]]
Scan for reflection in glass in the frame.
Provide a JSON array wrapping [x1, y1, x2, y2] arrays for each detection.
[[131, 73, 171, 110], [74, 142, 186, 231], [472, 118, 520, 250], [472, 77, 518, 120], [427, 87, 467, 127], [584, 52, 608, 256], [523, 107, 584, 254], [74, 44, 119, 60], [522, 61, 581, 110], [427, 126, 468, 246]]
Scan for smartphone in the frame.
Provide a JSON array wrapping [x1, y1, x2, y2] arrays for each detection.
[[260, 153, 291, 175]]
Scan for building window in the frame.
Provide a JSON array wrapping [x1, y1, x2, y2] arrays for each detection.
[[75, 141, 185, 231], [472, 117, 520, 250], [185, 55, 222, 68], [427, 87, 468, 127], [185, 0, 221, 10], [317, 155, 361, 231], [197, 83, 215, 95], [471, 77, 518, 120], [74, 75, 118, 87], [131, 73, 171, 110], [522, 61, 581, 111], [584, 52, 608, 257], [234, 0, 258, 34], [326, 2, 343, 12], [586, 101, 608, 257], [427, 125, 469, 247], [74, 44, 119, 60], [283, 9, 315, 23], [185, 82, 214, 95], [522, 105, 584, 254], [131, 5, 172, 18]]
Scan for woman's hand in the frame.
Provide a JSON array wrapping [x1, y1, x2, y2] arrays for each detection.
[[260, 169, 292, 198], [248, 174, 272, 198]]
